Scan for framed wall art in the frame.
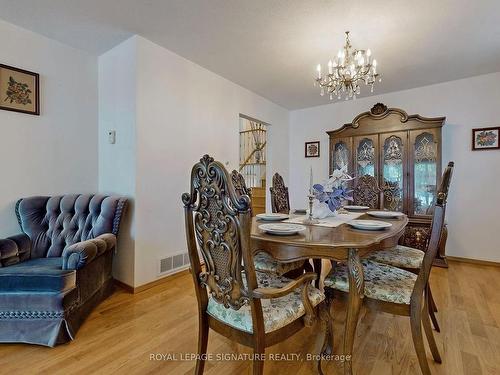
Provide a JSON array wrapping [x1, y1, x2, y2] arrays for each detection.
[[472, 126, 499, 151], [305, 141, 320, 158], [0, 63, 40, 115]]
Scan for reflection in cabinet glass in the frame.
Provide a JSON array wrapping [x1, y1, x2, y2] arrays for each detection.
[[383, 135, 404, 211], [414, 132, 437, 215], [333, 142, 349, 171], [357, 138, 375, 176]]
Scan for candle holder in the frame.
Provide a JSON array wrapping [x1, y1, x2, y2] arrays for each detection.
[[303, 194, 319, 225]]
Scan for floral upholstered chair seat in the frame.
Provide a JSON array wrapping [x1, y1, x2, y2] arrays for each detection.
[[324, 259, 417, 305], [366, 245, 425, 269], [207, 271, 324, 333], [253, 252, 305, 276]]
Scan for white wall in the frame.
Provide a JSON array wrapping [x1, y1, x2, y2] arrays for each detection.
[[134, 36, 289, 286], [98, 37, 137, 286], [290, 72, 500, 262], [0, 19, 98, 237], [99, 36, 289, 287]]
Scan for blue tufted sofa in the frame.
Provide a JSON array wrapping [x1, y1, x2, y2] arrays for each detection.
[[0, 194, 127, 347]]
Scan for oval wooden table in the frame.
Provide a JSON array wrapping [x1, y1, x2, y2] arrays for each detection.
[[250, 214, 409, 375]]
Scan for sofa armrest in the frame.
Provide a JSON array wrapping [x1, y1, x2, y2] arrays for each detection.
[[62, 233, 116, 270], [0, 233, 31, 267]]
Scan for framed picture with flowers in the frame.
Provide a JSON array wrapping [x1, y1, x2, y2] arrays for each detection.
[[0, 64, 40, 115], [305, 141, 320, 157], [472, 126, 499, 151]]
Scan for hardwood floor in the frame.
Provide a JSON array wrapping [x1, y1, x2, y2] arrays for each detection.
[[1, 260, 499, 375]]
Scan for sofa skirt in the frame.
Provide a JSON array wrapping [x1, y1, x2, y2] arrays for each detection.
[[0, 251, 115, 347]]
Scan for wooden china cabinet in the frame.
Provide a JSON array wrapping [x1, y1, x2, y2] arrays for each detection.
[[327, 103, 448, 267]]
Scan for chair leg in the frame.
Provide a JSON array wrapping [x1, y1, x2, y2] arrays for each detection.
[[410, 304, 432, 375], [423, 295, 442, 364], [320, 289, 336, 354], [427, 285, 440, 332], [253, 345, 265, 375], [428, 286, 438, 312], [195, 313, 209, 375], [313, 259, 322, 289]]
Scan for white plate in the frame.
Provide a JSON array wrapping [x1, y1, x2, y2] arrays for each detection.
[[345, 205, 370, 211], [367, 210, 405, 219], [348, 220, 392, 231], [259, 223, 306, 235], [256, 213, 289, 221]]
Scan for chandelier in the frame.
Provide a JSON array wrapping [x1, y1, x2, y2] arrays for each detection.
[[314, 31, 381, 101]]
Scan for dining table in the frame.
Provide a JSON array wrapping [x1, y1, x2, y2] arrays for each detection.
[[250, 212, 409, 375]]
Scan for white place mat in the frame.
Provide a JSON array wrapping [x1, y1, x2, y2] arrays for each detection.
[[284, 212, 364, 228]]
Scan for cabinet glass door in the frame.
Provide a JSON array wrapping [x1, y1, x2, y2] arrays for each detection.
[[331, 137, 352, 175], [410, 129, 440, 216], [380, 132, 407, 212], [354, 135, 378, 178]]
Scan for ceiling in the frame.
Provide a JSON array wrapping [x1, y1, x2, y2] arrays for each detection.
[[1, 0, 499, 109]]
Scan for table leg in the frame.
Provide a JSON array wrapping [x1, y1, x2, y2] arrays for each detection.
[[343, 248, 364, 375]]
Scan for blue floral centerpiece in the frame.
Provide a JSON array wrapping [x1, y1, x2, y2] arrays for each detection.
[[312, 168, 354, 217]]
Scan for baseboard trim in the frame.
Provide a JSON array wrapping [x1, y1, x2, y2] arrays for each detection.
[[114, 268, 191, 294], [447, 256, 500, 267], [114, 279, 135, 293]]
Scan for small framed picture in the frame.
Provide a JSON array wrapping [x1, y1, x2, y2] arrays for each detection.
[[305, 141, 320, 158], [0, 63, 40, 115], [472, 127, 499, 151]]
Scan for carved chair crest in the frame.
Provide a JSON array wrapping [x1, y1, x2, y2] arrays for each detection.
[[353, 175, 382, 209], [182, 155, 251, 310], [270, 173, 290, 213], [231, 170, 252, 199], [231, 170, 253, 215]]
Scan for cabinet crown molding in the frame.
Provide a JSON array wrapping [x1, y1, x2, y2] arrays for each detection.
[[327, 103, 446, 137]]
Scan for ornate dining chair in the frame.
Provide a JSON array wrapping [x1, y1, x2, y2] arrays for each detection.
[[324, 162, 453, 375], [231, 170, 307, 277], [366, 161, 455, 331], [269, 172, 290, 214], [352, 174, 383, 209], [184, 156, 325, 375]]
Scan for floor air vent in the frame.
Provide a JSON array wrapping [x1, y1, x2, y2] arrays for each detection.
[[158, 252, 190, 275]]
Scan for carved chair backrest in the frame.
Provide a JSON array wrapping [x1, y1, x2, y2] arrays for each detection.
[[353, 174, 382, 209], [411, 161, 454, 305], [270, 173, 290, 214], [231, 170, 253, 215], [183, 156, 259, 314]]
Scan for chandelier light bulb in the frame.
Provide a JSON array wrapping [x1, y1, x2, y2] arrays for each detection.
[[373, 59, 377, 67], [317, 64, 321, 78], [367, 49, 371, 57], [328, 60, 333, 74]]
